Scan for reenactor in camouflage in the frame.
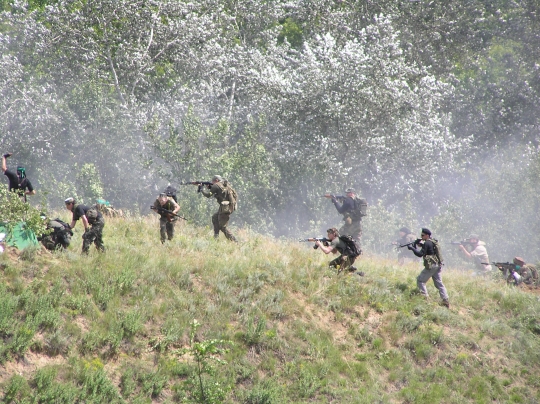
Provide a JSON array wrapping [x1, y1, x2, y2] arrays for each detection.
[[152, 193, 181, 244], [512, 257, 538, 286], [201, 175, 237, 242]]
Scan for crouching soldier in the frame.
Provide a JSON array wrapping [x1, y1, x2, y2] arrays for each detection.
[[315, 228, 363, 276], [39, 216, 73, 250]]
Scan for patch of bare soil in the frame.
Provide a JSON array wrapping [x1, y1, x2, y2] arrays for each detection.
[[0, 351, 67, 384]]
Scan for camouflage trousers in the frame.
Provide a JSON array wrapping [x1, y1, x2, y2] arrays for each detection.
[[417, 263, 448, 301], [159, 217, 176, 243], [329, 254, 356, 273], [212, 212, 236, 242], [339, 220, 362, 248], [82, 217, 105, 254]]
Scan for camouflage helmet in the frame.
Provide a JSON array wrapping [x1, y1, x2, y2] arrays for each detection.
[[513, 257, 525, 266], [345, 188, 356, 193], [212, 175, 223, 182]]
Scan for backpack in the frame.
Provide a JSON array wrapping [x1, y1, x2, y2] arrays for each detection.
[[431, 238, 443, 264], [85, 205, 99, 224], [339, 235, 362, 258], [223, 180, 238, 212], [164, 185, 178, 203], [350, 197, 368, 220]]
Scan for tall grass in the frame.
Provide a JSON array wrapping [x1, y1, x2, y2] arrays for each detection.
[[1, 215, 540, 403]]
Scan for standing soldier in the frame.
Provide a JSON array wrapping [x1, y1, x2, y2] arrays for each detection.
[[201, 175, 237, 242], [324, 188, 367, 248], [64, 197, 105, 254], [2, 153, 35, 202], [457, 234, 492, 274], [152, 193, 181, 244], [408, 228, 450, 308]]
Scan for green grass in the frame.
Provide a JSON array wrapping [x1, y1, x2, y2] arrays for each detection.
[[1, 215, 540, 403]]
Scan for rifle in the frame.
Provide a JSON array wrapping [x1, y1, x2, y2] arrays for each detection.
[[449, 240, 474, 246], [398, 239, 421, 248], [150, 206, 187, 222], [489, 262, 517, 272], [300, 237, 330, 249], [322, 194, 345, 201], [180, 181, 213, 193]]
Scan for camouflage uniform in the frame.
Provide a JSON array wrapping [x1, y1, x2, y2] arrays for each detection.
[[82, 215, 105, 254], [327, 237, 357, 273], [202, 179, 237, 242], [153, 197, 180, 243], [40, 219, 72, 250], [519, 263, 538, 285]]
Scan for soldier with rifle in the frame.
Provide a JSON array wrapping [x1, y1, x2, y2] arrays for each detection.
[[491, 257, 538, 286], [151, 193, 181, 244], [200, 175, 238, 242], [310, 227, 363, 276], [323, 188, 367, 248], [408, 228, 450, 308], [452, 234, 491, 274]]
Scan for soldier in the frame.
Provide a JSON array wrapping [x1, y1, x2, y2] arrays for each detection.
[[408, 228, 450, 308], [325, 188, 367, 248], [64, 197, 105, 254], [315, 227, 363, 275], [201, 175, 237, 242], [392, 227, 419, 265], [39, 215, 73, 251], [152, 193, 181, 243], [2, 153, 35, 202], [512, 257, 538, 286], [457, 234, 492, 273]]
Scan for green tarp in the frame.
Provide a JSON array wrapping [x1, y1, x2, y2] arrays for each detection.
[[0, 221, 38, 250]]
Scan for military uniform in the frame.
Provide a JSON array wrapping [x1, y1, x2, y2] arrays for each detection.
[[73, 204, 105, 253], [202, 178, 237, 242], [328, 237, 356, 273], [518, 263, 538, 286], [153, 197, 180, 243], [40, 219, 72, 250]]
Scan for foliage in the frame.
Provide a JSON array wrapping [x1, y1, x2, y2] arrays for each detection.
[[175, 319, 231, 404], [0, 184, 48, 236]]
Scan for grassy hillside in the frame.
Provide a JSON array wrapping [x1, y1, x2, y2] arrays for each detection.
[[1, 216, 539, 403]]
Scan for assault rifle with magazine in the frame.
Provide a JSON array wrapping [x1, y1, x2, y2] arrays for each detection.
[[300, 237, 330, 249]]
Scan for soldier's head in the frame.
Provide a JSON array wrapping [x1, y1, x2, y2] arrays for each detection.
[[158, 193, 168, 205], [16, 166, 26, 179], [345, 187, 356, 197], [513, 257, 525, 267], [64, 197, 76, 211], [468, 234, 479, 245], [399, 227, 410, 237], [326, 227, 339, 240], [420, 228, 431, 240], [212, 175, 223, 184]]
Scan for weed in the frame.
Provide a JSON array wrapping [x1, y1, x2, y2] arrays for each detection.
[[175, 319, 232, 403], [3, 374, 31, 403]]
